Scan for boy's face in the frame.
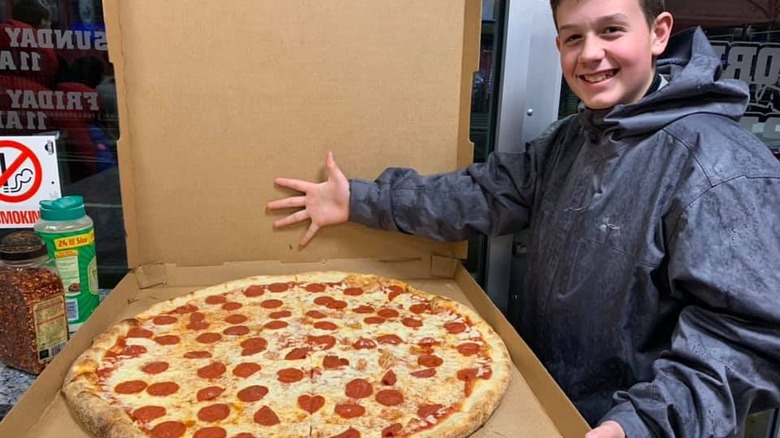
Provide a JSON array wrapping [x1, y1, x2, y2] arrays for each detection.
[[555, 0, 672, 110]]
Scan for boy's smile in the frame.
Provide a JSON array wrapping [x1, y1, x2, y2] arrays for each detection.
[[554, 0, 672, 110]]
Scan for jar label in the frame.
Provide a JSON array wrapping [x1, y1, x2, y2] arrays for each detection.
[[33, 296, 68, 364], [38, 227, 99, 333]]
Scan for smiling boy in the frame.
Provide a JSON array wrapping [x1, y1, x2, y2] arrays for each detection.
[[268, 0, 780, 436]]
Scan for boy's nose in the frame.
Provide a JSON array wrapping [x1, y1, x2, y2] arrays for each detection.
[[578, 37, 605, 63]]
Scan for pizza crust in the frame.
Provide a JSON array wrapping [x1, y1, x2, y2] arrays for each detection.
[[62, 319, 146, 438]]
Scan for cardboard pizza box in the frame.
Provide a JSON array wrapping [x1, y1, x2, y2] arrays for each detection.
[[0, 0, 590, 437]]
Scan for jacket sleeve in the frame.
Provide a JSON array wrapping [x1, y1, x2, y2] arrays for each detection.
[[603, 176, 780, 438], [348, 150, 537, 242]]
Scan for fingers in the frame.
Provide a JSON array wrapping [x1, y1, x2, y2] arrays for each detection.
[[273, 210, 309, 228], [584, 421, 624, 438], [326, 151, 345, 181], [299, 224, 319, 247], [267, 196, 306, 210], [274, 177, 312, 193]]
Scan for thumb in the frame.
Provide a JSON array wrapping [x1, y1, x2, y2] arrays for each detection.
[[585, 421, 625, 438]]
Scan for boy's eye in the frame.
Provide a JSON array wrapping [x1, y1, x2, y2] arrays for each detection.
[[563, 34, 581, 44], [603, 26, 624, 34]]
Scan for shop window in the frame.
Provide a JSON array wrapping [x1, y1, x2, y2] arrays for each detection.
[[1, 0, 126, 288]]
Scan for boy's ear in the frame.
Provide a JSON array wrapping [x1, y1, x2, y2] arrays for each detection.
[[651, 12, 674, 56], [555, 35, 561, 52]]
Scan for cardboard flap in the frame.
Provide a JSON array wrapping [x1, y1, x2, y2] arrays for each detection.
[[106, 0, 480, 268]]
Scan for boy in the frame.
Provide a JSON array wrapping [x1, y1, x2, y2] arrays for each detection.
[[268, 0, 780, 436]]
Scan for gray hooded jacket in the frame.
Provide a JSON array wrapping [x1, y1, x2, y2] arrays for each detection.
[[349, 28, 780, 437]]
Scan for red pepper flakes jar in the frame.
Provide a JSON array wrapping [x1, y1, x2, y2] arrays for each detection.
[[0, 231, 69, 374]]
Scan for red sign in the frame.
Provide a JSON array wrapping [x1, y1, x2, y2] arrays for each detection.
[[0, 139, 43, 203]]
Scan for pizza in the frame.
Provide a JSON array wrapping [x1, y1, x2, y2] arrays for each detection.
[[62, 271, 511, 438]]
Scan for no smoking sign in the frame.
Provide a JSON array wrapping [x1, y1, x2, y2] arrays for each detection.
[[0, 136, 62, 228]]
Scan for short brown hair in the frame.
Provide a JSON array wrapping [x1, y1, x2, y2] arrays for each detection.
[[549, 0, 665, 28]]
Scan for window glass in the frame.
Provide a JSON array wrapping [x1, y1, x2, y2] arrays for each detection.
[[1, 0, 126, 288]]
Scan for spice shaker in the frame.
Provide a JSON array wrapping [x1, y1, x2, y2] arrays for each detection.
[[0, 231, 68, 374], [35, 195, 99, 335]]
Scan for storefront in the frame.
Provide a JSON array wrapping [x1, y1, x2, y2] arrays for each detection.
[[0, 0, 778, 435]]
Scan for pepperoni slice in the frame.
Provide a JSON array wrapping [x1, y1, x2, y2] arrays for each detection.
[[382, 423, 403, 437], [411, 368, 437, 378], [402, 317, 422, 328], [244, 285, 265, 297], [174, 304, 198, 314], [233, 434, 257, 438], [353, 305, 374, 314], [132, 405, 166, 422], [150, 421, 186, 438], [387, 286, 404, 301], [197, 403, 230, 422], [375, 389, 404, 406], [417, 337, 440, 347], [198, 362, 227, 379], [205, 295, 227, 305], [444, 321, 467, 334], [254, 406, 280, 426], [270, 310, 292, 319], [297, 394, 325, 413], [457, 342, 481, 356], [345, 379, 373, 398], [352, 338, 376, 350], [225, 314, 248, 324], [263, 320, 288, 330], [147, 382, 179, 396], [233, 362, 262, 378], [409, 303, 429, 314], [363, 316, 385, 325], [304, 283, 326, 292], [115, 380, 147, 394], [313, 296, 334, 306], [323, 355, 349, 369], [187, 321, 210, 331], [331, 427, 360, 438], [241, 337, 267, 356], [327, 300, 348, 310], [305, 310, 327, 319], [223, 325, 250, 336], [222, 302, 242, 311], [334, 403, 365, 419], [377, 309, 399, 318], [313, 321, 338, 330], [190, 312, 206, 322], [141, 361, 169, 375], [197, 386, 225, 401], [417, 403, 444, 419], [285, 347, 310, 360], [193, 427, 227, 438], [184, 351, 212, 359], [377, 334, 403, 345], [237, 385, 268, 402], [260, 299, 283, 309], [343, 287, 363, 296], [277, 368, 304, 383], [153, 315, 177, 326], [127, 327, 154, 338], [308, 335, 336, 350], [381, 370, 397, 385], [196, 333, 222, 344], [121, 344, 147, 357], [154, 335, 180, 345], [418, 355, 443, 368], [268, 282, 290, 292]]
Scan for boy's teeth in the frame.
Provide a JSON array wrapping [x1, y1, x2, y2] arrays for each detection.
[[584, 71, 614, 82]]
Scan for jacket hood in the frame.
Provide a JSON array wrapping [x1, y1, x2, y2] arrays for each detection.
[[579, 27, 750, 138]]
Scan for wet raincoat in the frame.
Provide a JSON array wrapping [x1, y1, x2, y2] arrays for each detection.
[[349, 28, 780, 437]]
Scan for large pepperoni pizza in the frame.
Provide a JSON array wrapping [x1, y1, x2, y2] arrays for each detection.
[[62, 271, 511, 438]]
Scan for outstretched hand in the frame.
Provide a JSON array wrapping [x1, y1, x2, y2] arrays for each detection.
[[585, 421, 625, 438], [267, 152, 350, 246]]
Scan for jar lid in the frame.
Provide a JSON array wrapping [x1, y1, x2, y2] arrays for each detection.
[[0, 231, 48, 261], [40, 195, 87, 221]]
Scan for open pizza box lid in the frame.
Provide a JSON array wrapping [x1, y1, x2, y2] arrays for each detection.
[[0, 0, 590, 436]]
